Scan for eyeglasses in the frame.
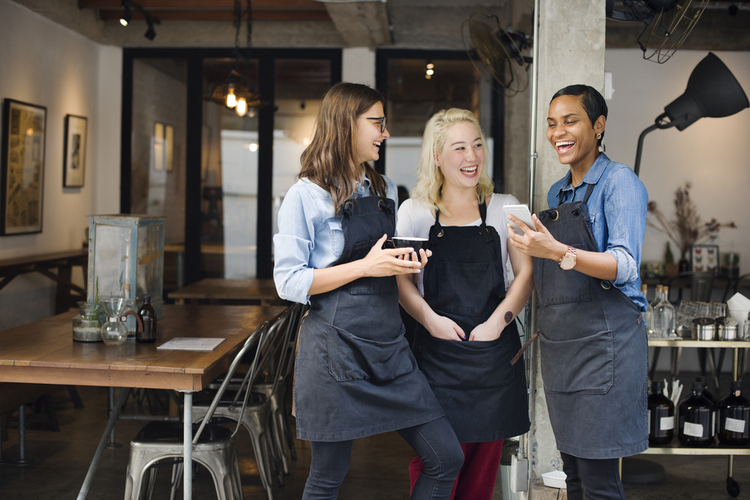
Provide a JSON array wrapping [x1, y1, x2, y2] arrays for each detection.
[[366, 116, 387, 133]]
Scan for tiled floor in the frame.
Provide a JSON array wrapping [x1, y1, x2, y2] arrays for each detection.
[[1, 373, 749, 499]]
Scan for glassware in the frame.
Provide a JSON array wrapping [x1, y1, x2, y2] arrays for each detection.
[[678, 382, 715, 447], [718, 381, 750, 446], [654, 286, 676, 338], [137, 296, 157, 343], [642, 284, 655, 337], [649, 380, 675, 446], [100, 298, 143, 346], [121, 284, 139, 340], [72, 301, 103, 342], [710, 302, 727, 319]]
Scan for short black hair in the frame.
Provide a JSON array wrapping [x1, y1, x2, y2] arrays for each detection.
[[551, 85, 607, 146]]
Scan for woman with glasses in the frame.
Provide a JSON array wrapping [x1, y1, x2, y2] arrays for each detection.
[[274, 82, 463, 500], [397, 108, 533, 499]]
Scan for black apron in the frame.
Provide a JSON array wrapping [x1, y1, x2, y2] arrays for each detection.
[[412, 201, 530, 443], [293, 194, 445, 442], [534, 183, 648, 459]]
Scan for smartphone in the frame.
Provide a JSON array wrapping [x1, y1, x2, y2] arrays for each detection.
[[503, 204, 537, 235]]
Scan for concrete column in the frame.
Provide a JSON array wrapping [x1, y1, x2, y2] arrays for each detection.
[[528, 0, 606, 480], [342, 47, 376, 88]]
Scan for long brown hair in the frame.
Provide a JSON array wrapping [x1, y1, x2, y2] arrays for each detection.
[[299, 82, 388, 214]]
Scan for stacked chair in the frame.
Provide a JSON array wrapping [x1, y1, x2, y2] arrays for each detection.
[[122, 320, 272, 500], [190, 303, 304, 500]]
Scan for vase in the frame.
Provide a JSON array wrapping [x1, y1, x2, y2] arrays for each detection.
[[72, 301, 103, 342], [679, 256, 690, 273]]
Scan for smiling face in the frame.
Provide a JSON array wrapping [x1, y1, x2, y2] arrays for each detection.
[[546, 94, 605, 173], [436, 121, 485, 191], [354, 102, 389, 164]]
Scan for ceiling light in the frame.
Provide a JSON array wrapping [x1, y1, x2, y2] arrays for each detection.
[[120, 2, 131, 26], [144, 18, 156, 40], [236, 97, 248, 117]]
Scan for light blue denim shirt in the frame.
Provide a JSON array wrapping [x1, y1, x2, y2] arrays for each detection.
[[547, 153, 648, 311], [273, 175, 398, 304]]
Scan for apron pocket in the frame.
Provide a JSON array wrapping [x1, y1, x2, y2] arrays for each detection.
[[539, 329, 613, 395], [534, 245, 592, 306], [349, 276, 397, 296], [327, 324, 415, 382], [421, 334, 514, 389], [432, 262, 494, 316]]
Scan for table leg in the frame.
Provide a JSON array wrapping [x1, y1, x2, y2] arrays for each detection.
[[183, 391, 193, 500], [77, 388, 128, 500]]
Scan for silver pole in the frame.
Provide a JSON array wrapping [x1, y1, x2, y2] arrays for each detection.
[[184, 392, 193, 500], [77, 387, 128, 500]]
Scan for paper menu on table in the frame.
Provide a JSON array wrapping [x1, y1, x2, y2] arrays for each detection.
[[157, 337, 226, 351]]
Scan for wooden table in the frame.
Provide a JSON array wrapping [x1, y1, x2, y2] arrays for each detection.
[[0, 304, 286, 499], [169, 278, 282, 306]]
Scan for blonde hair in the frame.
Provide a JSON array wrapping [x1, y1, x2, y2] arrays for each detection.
[[410, 108, 493, 216], [299, 83, 387, 214]]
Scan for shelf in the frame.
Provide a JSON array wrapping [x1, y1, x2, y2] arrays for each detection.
[[643, 441, 750, 456], [648, 339, 750, 348]]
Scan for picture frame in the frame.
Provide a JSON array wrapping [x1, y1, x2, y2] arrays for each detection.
[[1, 98, 47, 236], [63, 114, 87, 188], [691, 244, 719, 274]]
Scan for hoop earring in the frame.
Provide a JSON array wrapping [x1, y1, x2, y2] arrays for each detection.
[[596, 132, 602, 140]]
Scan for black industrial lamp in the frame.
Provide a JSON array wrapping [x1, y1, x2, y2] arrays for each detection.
[[634, 52, 749, 176], [119, 1, 131, 26]]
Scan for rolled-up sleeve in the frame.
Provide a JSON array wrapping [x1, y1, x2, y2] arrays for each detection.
[[273, 185, 316, 304], [603, 168, 648, 286]]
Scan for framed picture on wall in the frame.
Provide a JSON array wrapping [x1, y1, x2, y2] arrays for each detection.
[[691, 244, 719, 274], [1, 98, 47, 236], [63, 114, 87, 188]]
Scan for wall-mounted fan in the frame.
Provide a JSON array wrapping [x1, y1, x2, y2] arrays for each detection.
[[462, 13, 532, 97], [606, 0, 709, 63]]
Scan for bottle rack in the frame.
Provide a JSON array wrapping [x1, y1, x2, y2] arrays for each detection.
[[646, 338, 750, 497]]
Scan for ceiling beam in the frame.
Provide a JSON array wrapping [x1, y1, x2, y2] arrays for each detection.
[[98, 10, 330, 21], [324, 1, 390, 48]]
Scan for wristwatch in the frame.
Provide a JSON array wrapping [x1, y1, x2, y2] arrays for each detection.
[[558, 246, 577, 270]]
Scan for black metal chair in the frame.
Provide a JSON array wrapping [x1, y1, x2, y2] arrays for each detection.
[[122, 321, 270, 500]]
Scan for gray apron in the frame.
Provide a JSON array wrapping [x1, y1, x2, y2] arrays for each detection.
[[413, 202, 530, 443], [534, 183, 648, 459], [293, 194, 445, 442]]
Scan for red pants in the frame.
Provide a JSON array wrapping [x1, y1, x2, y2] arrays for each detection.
[[409, 440, 504, 500]]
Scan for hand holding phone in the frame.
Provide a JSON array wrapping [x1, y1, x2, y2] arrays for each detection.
[[503, 204, 537, 235]]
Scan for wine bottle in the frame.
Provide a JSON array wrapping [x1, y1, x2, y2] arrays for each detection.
[[649, 380, 675, 446]]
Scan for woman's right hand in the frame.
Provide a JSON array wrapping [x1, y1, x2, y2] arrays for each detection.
[[425, 312, 465, 341], [358, 234, 426, 278]]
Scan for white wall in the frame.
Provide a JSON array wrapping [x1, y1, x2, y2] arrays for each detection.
[[0, 0, 122, 330], [604, 49, 750, 275]]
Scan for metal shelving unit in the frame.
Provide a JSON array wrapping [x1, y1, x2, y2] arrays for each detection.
[[646, 338, 749, 497]]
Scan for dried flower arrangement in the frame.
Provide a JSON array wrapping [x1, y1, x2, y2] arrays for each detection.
[[647, 182, 736, 262]]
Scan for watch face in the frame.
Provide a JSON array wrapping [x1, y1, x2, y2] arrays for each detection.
[[560, 254, 576, 270]]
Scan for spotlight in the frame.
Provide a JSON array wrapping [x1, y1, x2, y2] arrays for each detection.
[[144, 18, 156, 40], [120, 3, 132, 26]]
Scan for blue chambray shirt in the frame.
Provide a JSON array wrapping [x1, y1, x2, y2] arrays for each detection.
[[547, 153, 648, 312], [273, 175, 398, 304]]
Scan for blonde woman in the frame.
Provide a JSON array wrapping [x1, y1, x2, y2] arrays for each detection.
[[397, 108, 534, 500]]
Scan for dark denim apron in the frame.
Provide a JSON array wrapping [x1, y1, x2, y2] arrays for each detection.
[[412, 201, 530, 443], [534, 183, 648, 459], [294, 194, 445, 442]]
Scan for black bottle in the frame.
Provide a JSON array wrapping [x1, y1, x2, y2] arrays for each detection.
[[137, 296, 157, 343], [718, 381, 750, 446], [678, 382, 715, 447], [696, 376, 718, 436], [649, 380, 675, 446]]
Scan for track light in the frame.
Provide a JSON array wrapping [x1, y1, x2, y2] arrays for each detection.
[[144, 18, 156, 40], [120, 3, 131, 26]]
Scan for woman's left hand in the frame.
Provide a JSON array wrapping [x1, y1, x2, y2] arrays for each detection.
[[507, 214, 567, 261], [468, 320, 503, 341]]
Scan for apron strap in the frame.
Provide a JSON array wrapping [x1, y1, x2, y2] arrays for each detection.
[[557, 181, 596, 206]]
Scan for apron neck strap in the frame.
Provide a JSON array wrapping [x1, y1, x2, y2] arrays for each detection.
[[434, 200, 488, 225], [557, 182, 596, 206]]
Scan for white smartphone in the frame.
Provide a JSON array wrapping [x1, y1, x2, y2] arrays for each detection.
[[503, 204, 537, 235]]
